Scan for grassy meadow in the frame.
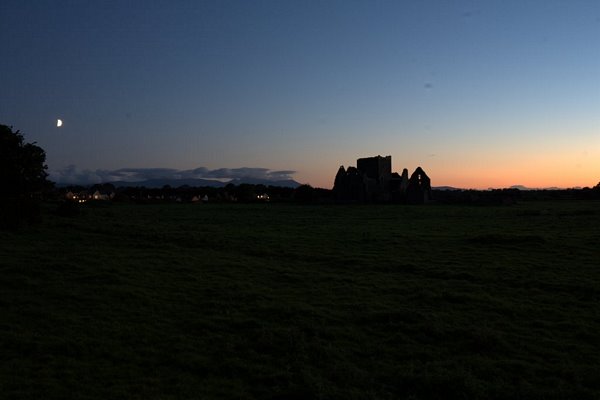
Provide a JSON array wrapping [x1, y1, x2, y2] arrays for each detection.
[[1, 200, 599, 399]]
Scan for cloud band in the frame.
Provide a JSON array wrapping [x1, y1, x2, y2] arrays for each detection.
[[50, 165, 297, 185]]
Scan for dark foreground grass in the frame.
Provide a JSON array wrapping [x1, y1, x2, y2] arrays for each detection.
[[1, 201, 599, 399]]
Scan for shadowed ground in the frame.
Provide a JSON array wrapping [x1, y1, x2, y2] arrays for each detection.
[[1, 201, 599, 399]]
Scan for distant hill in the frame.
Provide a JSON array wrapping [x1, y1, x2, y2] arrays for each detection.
[[432, 186, 462, 191], [104, 177, 301, 188], [479, 185, 570, 191], [509, 185, 532, 191], [228, 177, 301, 188], [434, 185, 573, 191], [508, 185, 568, 191], [106, 178, 226, 188]]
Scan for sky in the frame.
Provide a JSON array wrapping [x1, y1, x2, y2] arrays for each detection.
[[1, 0, 599, 189]]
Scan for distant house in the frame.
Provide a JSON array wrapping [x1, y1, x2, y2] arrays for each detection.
[[65, 190, 90, 203], [256, 193, 270, 202], [92, 190, 110, 201], [333, 155, 432, 204]]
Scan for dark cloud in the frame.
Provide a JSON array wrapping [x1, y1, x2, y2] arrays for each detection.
[[50, 165, 297, 185]]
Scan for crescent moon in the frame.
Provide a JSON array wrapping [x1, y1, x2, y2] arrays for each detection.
[[57, 119, 63, 127]]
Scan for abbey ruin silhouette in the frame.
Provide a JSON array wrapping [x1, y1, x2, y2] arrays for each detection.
[[333, 155, 432, 204]]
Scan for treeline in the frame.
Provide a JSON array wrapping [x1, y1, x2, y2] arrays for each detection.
[[432, 185, 600, 205], [56, 184, 600, 206], [57, 183, 334, 204]]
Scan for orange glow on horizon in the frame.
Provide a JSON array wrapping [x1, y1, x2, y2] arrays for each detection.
[[299, 153, 599, 190]]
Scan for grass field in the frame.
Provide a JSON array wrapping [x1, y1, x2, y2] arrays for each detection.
[[1, 201, 599, 399]]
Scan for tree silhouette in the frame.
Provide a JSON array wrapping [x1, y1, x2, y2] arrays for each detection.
[[294, 184, 315, 203], [0, 124, 50, 229]]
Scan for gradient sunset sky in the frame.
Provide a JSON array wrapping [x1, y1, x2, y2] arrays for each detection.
[[1, 1, 599, 189]]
